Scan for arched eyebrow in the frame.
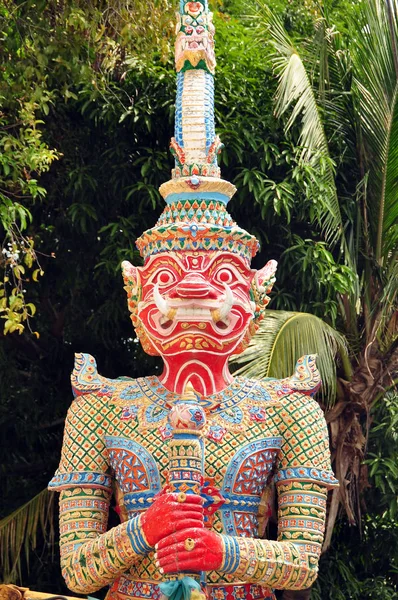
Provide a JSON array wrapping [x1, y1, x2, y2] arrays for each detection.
[[207, 255, 253, 279], [141, 258, 184, 279]]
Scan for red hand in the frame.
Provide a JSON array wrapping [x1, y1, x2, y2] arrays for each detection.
[[140, 492, 204, 548], [155, 527, 223, 573]]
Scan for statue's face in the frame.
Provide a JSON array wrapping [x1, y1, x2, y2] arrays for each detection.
[[175, 2, 216, 73], [122, 251, 276, 359], [138, 251, 254, 358]]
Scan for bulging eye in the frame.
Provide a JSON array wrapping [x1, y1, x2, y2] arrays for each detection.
[[156, 270, 177, 287], [214, 268, 234, 285]]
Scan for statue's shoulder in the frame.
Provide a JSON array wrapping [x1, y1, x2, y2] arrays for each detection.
[[256, 354, 322, 401], [71, 352, 140, 401], [281, 354, 322, 397]]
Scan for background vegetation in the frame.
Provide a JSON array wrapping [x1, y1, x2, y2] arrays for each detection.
[[0, 0, 397, 598]]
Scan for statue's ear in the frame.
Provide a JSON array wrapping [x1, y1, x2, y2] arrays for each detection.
[[121, 260, 139, 287], [121, 261, 141, 321], [251, 260, 278, 327], [255, 259, 278, 291], [121, 261, 159, 357]]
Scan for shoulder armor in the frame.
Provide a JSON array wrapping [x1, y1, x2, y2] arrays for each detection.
[[71, 353, 111, 397], [281, 354, 321, 396], [256, 355, 321, 401], [71, 353, 140, 401]]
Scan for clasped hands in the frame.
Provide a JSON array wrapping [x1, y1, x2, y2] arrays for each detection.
[[139, 490, 223, 573]]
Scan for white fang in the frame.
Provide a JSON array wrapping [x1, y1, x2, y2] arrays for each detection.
[[154, 284, 171, 317]]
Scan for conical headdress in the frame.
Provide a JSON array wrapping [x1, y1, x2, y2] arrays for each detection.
[[136, 0, 259, 262]]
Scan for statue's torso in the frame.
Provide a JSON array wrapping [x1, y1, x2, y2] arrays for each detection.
[[53, 353, 331, 600]]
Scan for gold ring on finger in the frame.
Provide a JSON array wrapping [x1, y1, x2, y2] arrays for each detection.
[[184, 537, 195, 551], [177, 492, 187, 503]]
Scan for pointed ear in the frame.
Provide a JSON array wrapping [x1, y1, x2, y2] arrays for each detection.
[[121, 261, 159, 356], [121, 260, 139, 287], [121, 261, 141, 320], [251, 260, 278, 327], [255, 259, 278, 291]]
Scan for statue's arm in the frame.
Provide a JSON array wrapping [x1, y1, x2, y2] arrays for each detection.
[[51, 392, 204, 594], [58, 486, 204, 594], [58, 487, 152, 594], [219, 391, 337, 589], [218, 480, 329, 589], [49, 394, 151, 593], [156, 393, 338, 591]]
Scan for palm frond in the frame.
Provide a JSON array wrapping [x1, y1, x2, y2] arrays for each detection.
[[378, 253, 398, 351], [250, 2, 344, 245], [353, 0, 398, 262], [0, 489, 55, 583], [230, 310, 349, 406]]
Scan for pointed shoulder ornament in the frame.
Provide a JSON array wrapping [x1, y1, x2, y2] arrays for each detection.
[[71, 353, 107, 397], [281, 354, 322, 396]]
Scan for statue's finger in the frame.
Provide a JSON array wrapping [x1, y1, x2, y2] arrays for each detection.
[[174, 512, 204, 523], [172, 493, 204, 505], [156, 532, 181, 551], [174, 506, 204, 516], [155, 526, 203, 550], [162, 553, 204, 573], [156, 541, 186, 561]]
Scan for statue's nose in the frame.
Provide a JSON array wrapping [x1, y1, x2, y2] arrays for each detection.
[[172, 273, 217, 299]]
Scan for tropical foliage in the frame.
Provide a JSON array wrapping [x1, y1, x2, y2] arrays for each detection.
[[231, 310, 348, 404], [0, 0, 397, 598], [231, 0, 398, 596], [0, 490, 54, 584]]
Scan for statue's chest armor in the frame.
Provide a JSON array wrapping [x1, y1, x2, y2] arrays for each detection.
[[102, 376, 286, 538]]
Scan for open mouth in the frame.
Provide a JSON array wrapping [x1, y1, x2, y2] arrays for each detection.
[[146, 305, 247, 338], [137, 283, 254, 341], [156, 308, 232, 332], [183, 36, 207, 51], [153, 283, 233, 326]]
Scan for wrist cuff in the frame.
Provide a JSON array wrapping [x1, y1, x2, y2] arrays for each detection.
[[126, 515, 153, 555], [220, 535, 241, 574]]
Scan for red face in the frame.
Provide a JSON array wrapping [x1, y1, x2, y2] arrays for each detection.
[[136, 251, 256, 358]]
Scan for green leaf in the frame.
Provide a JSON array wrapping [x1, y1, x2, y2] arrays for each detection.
[[353, 0, 398, 262], [230, 309, 348, 406], [252, 1, 344, 246], [0, 489, 55, 583]]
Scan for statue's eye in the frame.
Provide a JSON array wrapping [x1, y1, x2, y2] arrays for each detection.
[[214, 268, 234, 285], [156, 270, 177, 287]]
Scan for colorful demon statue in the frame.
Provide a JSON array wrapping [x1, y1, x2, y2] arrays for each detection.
[[49, 1, 338, 599]]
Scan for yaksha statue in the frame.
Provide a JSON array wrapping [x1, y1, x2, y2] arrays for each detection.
[[49, 2, 338, 599]]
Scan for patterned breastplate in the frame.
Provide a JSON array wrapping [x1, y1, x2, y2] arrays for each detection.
[[103, 383, 284, 586], [104, 409, 283, 540], [73, 355, 302, 537], [67, 352, 323, 590]]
